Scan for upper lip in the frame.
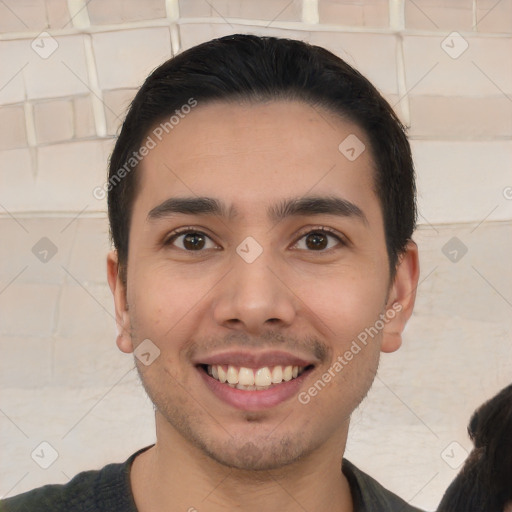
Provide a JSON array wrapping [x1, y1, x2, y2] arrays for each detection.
[[193, 350, 317, 369]]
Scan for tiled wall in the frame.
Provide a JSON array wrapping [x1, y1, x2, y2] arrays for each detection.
[[1, 1, 511, 510]]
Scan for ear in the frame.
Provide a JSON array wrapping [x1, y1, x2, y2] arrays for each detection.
[[381, 240, 420, 353], [107, 250, 133, 354]]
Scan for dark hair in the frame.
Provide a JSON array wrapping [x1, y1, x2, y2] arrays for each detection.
[[107, 34, 416, 284], [437, 384, 512, 512]]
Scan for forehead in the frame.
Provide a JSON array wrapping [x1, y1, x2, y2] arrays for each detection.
[[134, 100, 379, 222]]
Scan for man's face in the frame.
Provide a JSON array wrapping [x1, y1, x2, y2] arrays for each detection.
[[109, 100, 413, 470]]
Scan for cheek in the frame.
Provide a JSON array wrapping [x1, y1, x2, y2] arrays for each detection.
[[298, 268, 387, 339], [128, 267, 195, 340], [128, 260, 224, 354]]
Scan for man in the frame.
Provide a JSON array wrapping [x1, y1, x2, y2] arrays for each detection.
[[1, 34, 422, 511]]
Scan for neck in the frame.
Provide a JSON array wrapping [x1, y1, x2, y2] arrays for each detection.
[[131, 414, 354, 512]]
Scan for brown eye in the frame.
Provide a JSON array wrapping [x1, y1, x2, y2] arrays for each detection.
[[305, 232, 328, 250], [182, 232, 206, 250], [165, 230, 217, 251], [294, 229, 344, 252]]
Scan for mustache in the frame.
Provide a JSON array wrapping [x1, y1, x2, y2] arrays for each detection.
[[185, 330, 330, 363]]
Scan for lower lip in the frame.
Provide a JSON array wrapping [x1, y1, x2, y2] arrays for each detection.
[[198, 367, 312, 411]]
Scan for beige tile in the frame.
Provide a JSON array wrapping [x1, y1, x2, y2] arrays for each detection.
[[308, 32, 399, 94], [0, 148, 33, 210], [56, 283, 115, 340], [0, 105, 27, 150], [0, 383, 154, 496], [35, 140, 112, 211], [0, 2, 30, 32], [405, 0, 473, 31], [403, 35, 512, 97], [178, 0, 210, 17], [477, 0, 509, 8], [24, 34, 90, 100], [33, 98, 74, 144], [0, 0, 68, 31], [0, 0, 69, 31], [0, 218, 34, 285], [0, 217, 78, 286], [475, 0, 512, 33], [0, 337, 52, 388], [220, 0, 302, 21], [320, 3, 364, 26], [0, 0, 47, 32], [68, 217, 112, 284], [409, 95, 512, 138], [412, 140, 512, 224], [462, 37, 512, 96], [0, 141, 112, 214], [413, 222, 512, 323], [0, 40, 28, 105], [73, 95, 96, 139], [178, 22, 247, 49], [179, 0, 302, 21], [103, 88, 137, 136], [88, 0, 167, 24], [92, 28, 172, 90], [0, 283, 60, 337], [52, 331, 127, 387], [46, 0, 71, 28], [318, 0, 389, 27]]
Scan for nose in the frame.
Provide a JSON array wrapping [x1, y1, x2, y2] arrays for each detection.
[[212, 250, 297, 335]]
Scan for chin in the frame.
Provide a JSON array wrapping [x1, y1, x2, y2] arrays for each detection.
[[200, 436, 307, 471]]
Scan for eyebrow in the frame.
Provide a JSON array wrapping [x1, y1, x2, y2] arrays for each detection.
[[147, 195, 368, 225]]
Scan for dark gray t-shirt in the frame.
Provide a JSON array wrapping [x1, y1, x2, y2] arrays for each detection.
[[0, 445, 424, 512]]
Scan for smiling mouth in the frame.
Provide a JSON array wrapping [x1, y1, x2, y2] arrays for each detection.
[[199, 364, 314, 391]]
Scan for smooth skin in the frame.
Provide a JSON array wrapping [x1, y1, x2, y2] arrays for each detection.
[[107, 100, 420, 512]]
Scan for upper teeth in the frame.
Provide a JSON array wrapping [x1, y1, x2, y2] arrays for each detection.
[[207, 364, 303, 388]]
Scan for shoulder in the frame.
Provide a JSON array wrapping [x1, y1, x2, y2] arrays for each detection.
[[0, 456, 137, 512], [342, 459, 425, 512], [0, 466, 108, 512]]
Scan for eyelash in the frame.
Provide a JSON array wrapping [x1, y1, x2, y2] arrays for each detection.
[[163, 226, 347, 253]]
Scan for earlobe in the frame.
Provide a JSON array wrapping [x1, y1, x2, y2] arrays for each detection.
[[381, 301, 405, 353], [107, 250, 134, 354], [381, 329, 402, 353], [381, 241, 420, 353]]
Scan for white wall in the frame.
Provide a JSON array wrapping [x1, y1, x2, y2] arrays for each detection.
[[0, 1, 511, 510]]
